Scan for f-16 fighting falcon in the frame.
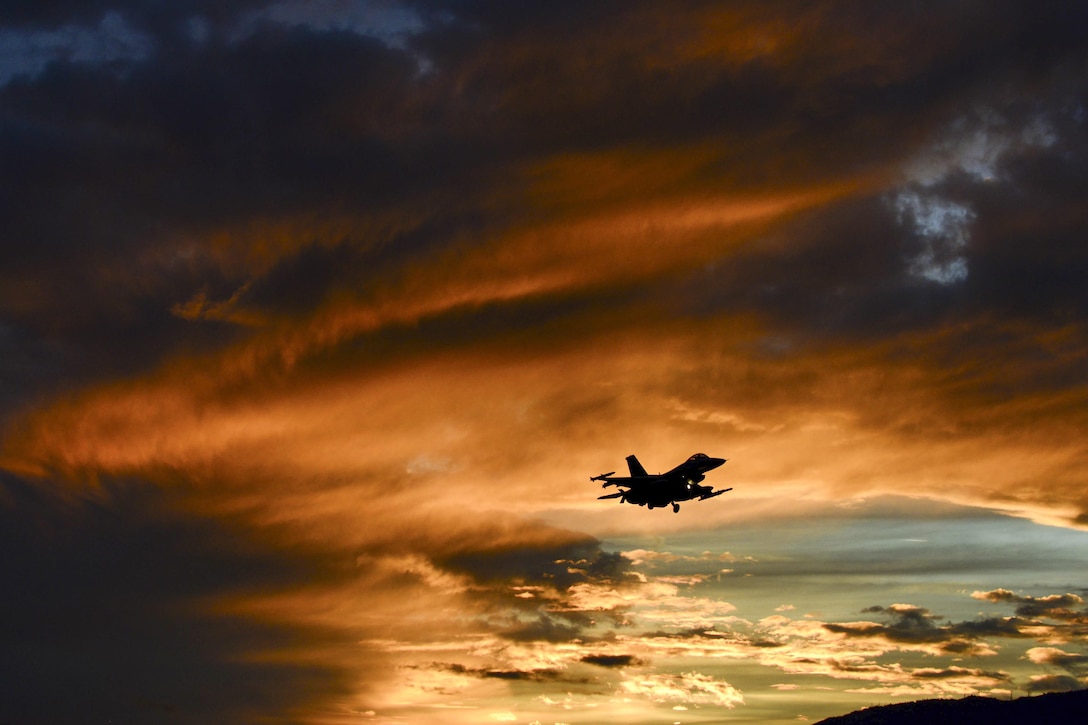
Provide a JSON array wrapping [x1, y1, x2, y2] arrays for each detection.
[[592, 453, 731, 513]]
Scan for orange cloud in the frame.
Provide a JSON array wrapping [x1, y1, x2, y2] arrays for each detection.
[[5, 295, 1088, 537]]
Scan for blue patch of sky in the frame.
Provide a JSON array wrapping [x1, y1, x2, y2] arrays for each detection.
[[0, 11, 155, 86], [892, 107, 1061, 286], [231, 0, 426, 52], [605, 497, 1088, 624], [595, 499, 1088, 716], [227, 0, 434, 74], [0, 2, 432, 87], [894, 191, 973, 285]]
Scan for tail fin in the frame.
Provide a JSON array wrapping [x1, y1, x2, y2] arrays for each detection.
[[625, 455, 648, 477]]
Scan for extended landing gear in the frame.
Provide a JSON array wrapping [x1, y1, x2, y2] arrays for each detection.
[[672, 503, 680, 513]]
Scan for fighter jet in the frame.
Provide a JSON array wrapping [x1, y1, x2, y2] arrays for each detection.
[[592, 452, 731, 513]]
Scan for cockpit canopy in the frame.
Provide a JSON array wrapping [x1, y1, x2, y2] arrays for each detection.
[[687, 453, 709, 462]]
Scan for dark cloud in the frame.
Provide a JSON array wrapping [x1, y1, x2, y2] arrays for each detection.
[[911, 666, 1010, 682], [1025, 674, 1086, 694], [1029, 649, 1088, 672], [826, 594, 1088, 668], [827, 604, 1004, 657], [0, 471, 355, 724], [0, 1, 265, 31], [496, 614, 585, 644], [974, 589, 1088, 622], [950, 617, 1037, 639], [438, 544, 636, 643], [2, 0, 1086, 409], [421, 661, 590, 684], [580, 653, 646, 668], [0, 16, 455, 398], [689, 104, 1088, 339], [828, 605, 954, 646], [411, 0, 1086, 165], [442, 542, 630, 589], [0, 24, 427, 252]]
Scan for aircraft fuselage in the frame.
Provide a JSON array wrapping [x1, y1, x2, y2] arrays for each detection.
[[593, 453, 730, 512]]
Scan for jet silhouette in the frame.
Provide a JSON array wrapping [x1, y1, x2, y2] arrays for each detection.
[[592, 453, 731, 513]]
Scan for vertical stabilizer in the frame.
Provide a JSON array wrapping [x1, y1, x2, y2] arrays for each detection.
[[625, 455, 648, 477]]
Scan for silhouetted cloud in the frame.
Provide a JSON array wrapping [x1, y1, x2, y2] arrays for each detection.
[[1026, 674, 1086, 694], [421, 662, 587, 684], [973, 589, 1088, 622], [824, 605, 990, 655], [0, 472, 355, 724], [580, 653, 646, 668], [1026, 647, 1088, 673]]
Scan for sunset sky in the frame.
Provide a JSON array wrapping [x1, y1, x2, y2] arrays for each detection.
[[2, 2, 1088, 723]]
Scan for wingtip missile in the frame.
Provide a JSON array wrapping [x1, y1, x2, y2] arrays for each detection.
[[698, 487, 733, 500], [590, 471, 616, 482]]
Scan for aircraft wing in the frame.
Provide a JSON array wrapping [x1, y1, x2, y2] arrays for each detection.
[[594, 476, 664, 489]]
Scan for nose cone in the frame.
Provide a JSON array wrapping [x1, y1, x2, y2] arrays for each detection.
[[704, 457, 726, 470]]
